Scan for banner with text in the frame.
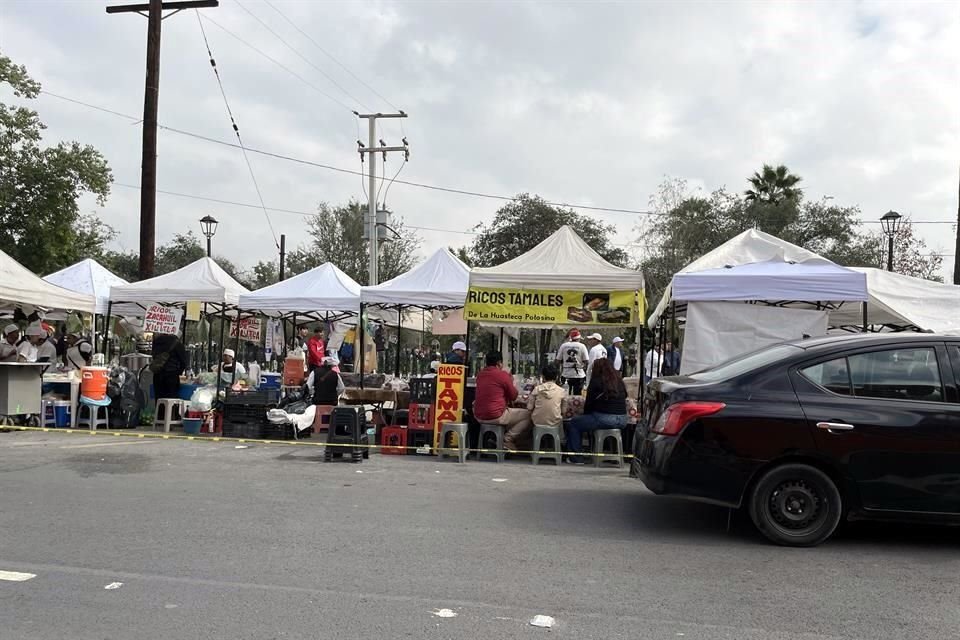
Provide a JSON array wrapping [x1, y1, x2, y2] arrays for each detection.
[[464, 288, 641, 326], [143, 305, 184, 335], [229, 317, 263, 342], [433, 364, 465, 450]]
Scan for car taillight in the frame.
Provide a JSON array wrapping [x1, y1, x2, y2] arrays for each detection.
[[651, 401, 725, 436]]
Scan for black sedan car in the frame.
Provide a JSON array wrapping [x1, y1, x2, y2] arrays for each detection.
[[633, 334, 960, 546]]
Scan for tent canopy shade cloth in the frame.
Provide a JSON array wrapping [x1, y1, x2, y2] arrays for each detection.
[[0, 248, 96, 314], [108, 257, 249, 308], [827, 267, 960, 334], [43, 258, 139, 316], [361, 248, 470, 310], [238, 262, 360, 320], [672, 260, 868, 304], [649, 229, 863, 328], [467, 225, 645, 327], [470, 225, 645, 290]]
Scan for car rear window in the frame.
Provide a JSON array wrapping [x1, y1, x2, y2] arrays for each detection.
[[688, 344, 802, 382]]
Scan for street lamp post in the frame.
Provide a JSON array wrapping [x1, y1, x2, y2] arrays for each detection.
[[199, 215, 219, 257], [879, 210, 902, 272]]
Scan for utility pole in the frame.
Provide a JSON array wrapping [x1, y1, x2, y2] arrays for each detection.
[[279, 234, 286, 281], [357, 112, 408, 285], [107, 0, 219, 279], [954, 164, 960, 285]]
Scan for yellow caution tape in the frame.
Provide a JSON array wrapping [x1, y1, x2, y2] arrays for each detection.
[[0, 425, 634, 460]]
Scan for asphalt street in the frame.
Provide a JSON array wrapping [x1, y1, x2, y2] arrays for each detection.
[[1, 430, 958, 640]]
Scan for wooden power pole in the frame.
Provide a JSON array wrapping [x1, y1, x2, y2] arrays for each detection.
[[955, 164, 960, 285], [107, 0, 219, 280]]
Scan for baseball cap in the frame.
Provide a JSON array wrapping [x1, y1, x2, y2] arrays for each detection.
[[452, 341, 467, 351], [25, 323, 46, 337], [612, 337, 624, 344], [322, 355, 340, 366], [587, 333, 603, 341]]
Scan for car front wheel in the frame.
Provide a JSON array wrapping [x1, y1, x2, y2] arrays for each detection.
[[748, 463, 842, 547]]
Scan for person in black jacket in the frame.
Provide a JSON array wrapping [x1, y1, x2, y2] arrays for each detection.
[[311, 357, 343, 407], [564, 357, 627, 464], [150, 333, 188, 399]]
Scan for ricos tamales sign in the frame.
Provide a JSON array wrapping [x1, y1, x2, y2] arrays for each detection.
[[433, 364, 466, 449], [465, 288, 640, 325]]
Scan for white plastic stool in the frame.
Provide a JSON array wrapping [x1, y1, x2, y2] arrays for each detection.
[[154, 398, 185, 433], [40, 399, 57, 427], [78, 401, 109, 431]]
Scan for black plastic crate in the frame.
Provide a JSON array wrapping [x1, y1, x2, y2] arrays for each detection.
[[223, 404, 268, 425], [260, 422, 302, 440], [408, 377, 436, 404], [222, 421, 263, 439], [223, 389, 280, 405]]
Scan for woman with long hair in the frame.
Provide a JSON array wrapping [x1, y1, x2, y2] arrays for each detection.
[[565, 356, 627, 464]]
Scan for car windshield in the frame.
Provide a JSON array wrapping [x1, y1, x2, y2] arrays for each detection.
[[688, 344, 803, 382]]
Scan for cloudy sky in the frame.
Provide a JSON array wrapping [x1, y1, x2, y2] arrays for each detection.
[[1, 0, 958, 277]]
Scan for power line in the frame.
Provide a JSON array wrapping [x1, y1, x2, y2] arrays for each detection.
[[37, 90, 960, 226], [233, 0, 370, 112], [196, 10, 279, 248], [199, 13, 357, 113], [261, 0, 401, 112]]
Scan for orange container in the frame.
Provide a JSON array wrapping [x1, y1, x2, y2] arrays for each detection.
[[81, 366, 109, 401], [283, 357, 305, 386]]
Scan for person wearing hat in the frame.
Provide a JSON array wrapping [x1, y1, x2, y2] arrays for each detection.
[[0, 324, 21, 362], [35, 324, 58, 364], [555, 329, 589, 395], [17, 322, 47, 363], [64, 331, 94, 371], [444, 340, 468, 365], [215, 348, 246, 385], [607, 337, 625, 377], [311, 355, 345, 407], [584, 332, 607, 385]]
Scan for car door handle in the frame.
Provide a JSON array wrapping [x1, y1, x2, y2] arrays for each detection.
[[816, 421, 855, 433]]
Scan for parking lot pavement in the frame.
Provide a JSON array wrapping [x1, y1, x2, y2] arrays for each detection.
[[1, 430, 958, 639]]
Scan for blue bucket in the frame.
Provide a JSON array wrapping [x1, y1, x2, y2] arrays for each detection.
[[182, 418, 203, 435], [54, 401, 72, 428]]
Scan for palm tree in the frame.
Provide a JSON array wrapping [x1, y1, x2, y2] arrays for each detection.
[[745, 164, 803, 204]]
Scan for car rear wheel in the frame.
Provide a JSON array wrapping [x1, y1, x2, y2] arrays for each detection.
[[749, 463, 842, 547]]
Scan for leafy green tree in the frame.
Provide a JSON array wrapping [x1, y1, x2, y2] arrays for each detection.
[[99, 232, 244, 284], [467, 193, 627, 267], [853, 219, 943, 281], [287, 200, 421, 285], [745, 163, 803, 204], [246, 260, 280, 290], [0, 52, 114, 274]]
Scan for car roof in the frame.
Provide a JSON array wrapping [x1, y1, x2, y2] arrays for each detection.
[[787, 333, 960, 351]]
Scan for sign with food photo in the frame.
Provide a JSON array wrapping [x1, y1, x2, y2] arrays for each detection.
[[465, 287, 640, 325]]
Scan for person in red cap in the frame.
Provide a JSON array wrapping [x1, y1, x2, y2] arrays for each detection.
[[555, 328, 589, 396]]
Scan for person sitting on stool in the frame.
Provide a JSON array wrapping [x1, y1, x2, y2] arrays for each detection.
[[565, 357, 627, 464]]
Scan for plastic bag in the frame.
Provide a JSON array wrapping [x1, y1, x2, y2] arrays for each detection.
[[189, 387, 216, 412]]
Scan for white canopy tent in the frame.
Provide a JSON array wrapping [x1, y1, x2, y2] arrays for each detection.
[[239, 262, 360, 320], [108, 257, 249, 308], [470, 225, 645, 291], [44, 258, 136, 316], [0, 248, 95, 314], [649, 229, 867, 328], [361, 248, 470, 310], [828, 268, 960, 334], [359, 248, 470, 377]]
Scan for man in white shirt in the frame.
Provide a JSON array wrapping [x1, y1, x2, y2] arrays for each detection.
[[608, 336, 625, 376], [0, 324, 20, 362], [555, 329, 589, 395], [644, 345, 662, 383], [17, 323, 46, 363], [36, 326, 58, 364], [585, 332, 607, 384]]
